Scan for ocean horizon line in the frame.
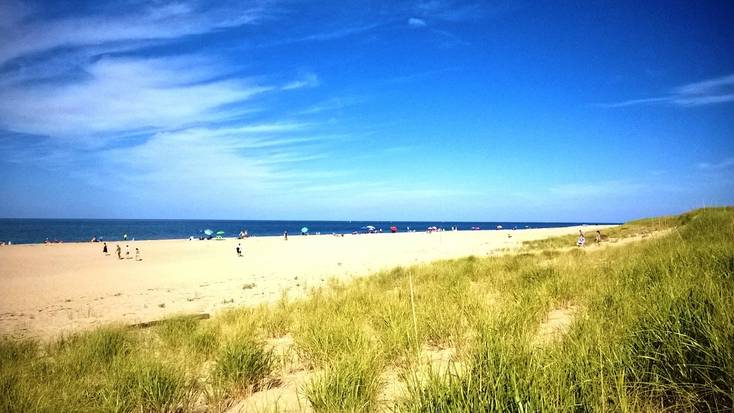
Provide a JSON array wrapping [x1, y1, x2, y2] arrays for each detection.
[[0, 217, 622, 224], [0, 218, 620, 245]]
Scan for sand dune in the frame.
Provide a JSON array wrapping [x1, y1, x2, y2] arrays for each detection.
[[0, 226, 611, 338]]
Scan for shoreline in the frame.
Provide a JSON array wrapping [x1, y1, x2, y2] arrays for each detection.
[[0, 222, 622, 246], [0, 225, 613, 338]]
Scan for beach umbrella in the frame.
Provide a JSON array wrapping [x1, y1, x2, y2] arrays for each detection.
[[361, 225, 376, 231], [301, 227, 309, 233], [390, 226, 398, 233], [204, 229, 213, 236], [216, 230, 225, 235]]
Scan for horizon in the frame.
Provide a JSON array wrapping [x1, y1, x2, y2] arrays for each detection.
[[0, 216, 623, 224], [1, 1, 733, 223]]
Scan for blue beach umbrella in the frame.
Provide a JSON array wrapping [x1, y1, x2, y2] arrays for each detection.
[[204, 229, 213, 236], [301, 227, 309, 234]]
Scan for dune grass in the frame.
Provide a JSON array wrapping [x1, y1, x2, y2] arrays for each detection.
[[1, 207, 732, 412]]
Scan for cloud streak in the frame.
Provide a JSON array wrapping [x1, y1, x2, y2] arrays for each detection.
[[602, 73, 734, 108], [0, 0, 268, 65], [408, 18, 427, 27], [698, 157, 734, 171], [0, 55, 272, 138]]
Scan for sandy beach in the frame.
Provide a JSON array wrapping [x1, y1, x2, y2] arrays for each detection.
[[0, 226, 611, 338]]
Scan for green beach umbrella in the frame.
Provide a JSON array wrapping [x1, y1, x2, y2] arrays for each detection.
[[216, 230, 225, 235]]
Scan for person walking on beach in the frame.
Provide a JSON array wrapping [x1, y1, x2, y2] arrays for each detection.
[[284, 230, 288, 240], [135, 247, 141, 261], [236, 243, 243, 257], [103, 242, 108, 255], [595, 230, 602, 244], [115, 244, 122, 259], [125, 244, 131, 259], [577, 230, 586, 247]]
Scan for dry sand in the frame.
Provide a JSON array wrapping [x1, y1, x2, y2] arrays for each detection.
[[0, 226, 611, 338]]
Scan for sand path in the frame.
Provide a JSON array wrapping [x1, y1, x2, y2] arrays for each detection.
[[0, 226, 611, 338]]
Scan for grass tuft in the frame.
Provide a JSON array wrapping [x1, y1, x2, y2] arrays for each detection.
[[214, 336, 274, 395]]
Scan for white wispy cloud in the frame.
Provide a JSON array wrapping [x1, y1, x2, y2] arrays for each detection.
[[296, 96, 363, 116], [281, 73, 320, 90], [0, 55, 272, 138], [602, 73, 734, 108], [283, 22, 386, 44], [0, 0, 363, 211], [0, 0, 268, 65], [408, 17, 427, 27], [697, 157, 734, 171]]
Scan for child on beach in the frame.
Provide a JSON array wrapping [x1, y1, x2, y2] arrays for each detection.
[[577, 230, 586, 247], [236, 243, 243, 257], [595, 230, 602, 244], [135, 248, 141, 261], [103, 242, 108, 255], [116, 244, 122, 259], [125, 244, 131, 259]]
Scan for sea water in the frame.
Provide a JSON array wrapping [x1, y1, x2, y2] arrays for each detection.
[[0, 218, 616, 244]]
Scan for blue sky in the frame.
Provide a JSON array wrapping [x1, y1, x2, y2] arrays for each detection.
[[0, 0, 732, 222]]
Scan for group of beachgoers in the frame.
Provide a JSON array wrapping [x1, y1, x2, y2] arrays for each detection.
[[99, 233, 141, 261], [577, 230, 603, 247]]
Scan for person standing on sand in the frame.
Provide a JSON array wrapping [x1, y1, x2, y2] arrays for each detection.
[[577, 230, 585, 247], [103, 242, 108, 255], [135, 247, 141, 261], [595, 230, 602, 244], [116, 244, 122, 259], [236, 243, 243, 257], [284, 230, 288, 240], [125, 244, 130, 259]]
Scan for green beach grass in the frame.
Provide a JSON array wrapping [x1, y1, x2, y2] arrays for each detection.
[[1, 207, 732, 412]]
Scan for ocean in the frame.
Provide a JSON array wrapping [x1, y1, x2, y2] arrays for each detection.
[[0, 219, 617, 245]]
